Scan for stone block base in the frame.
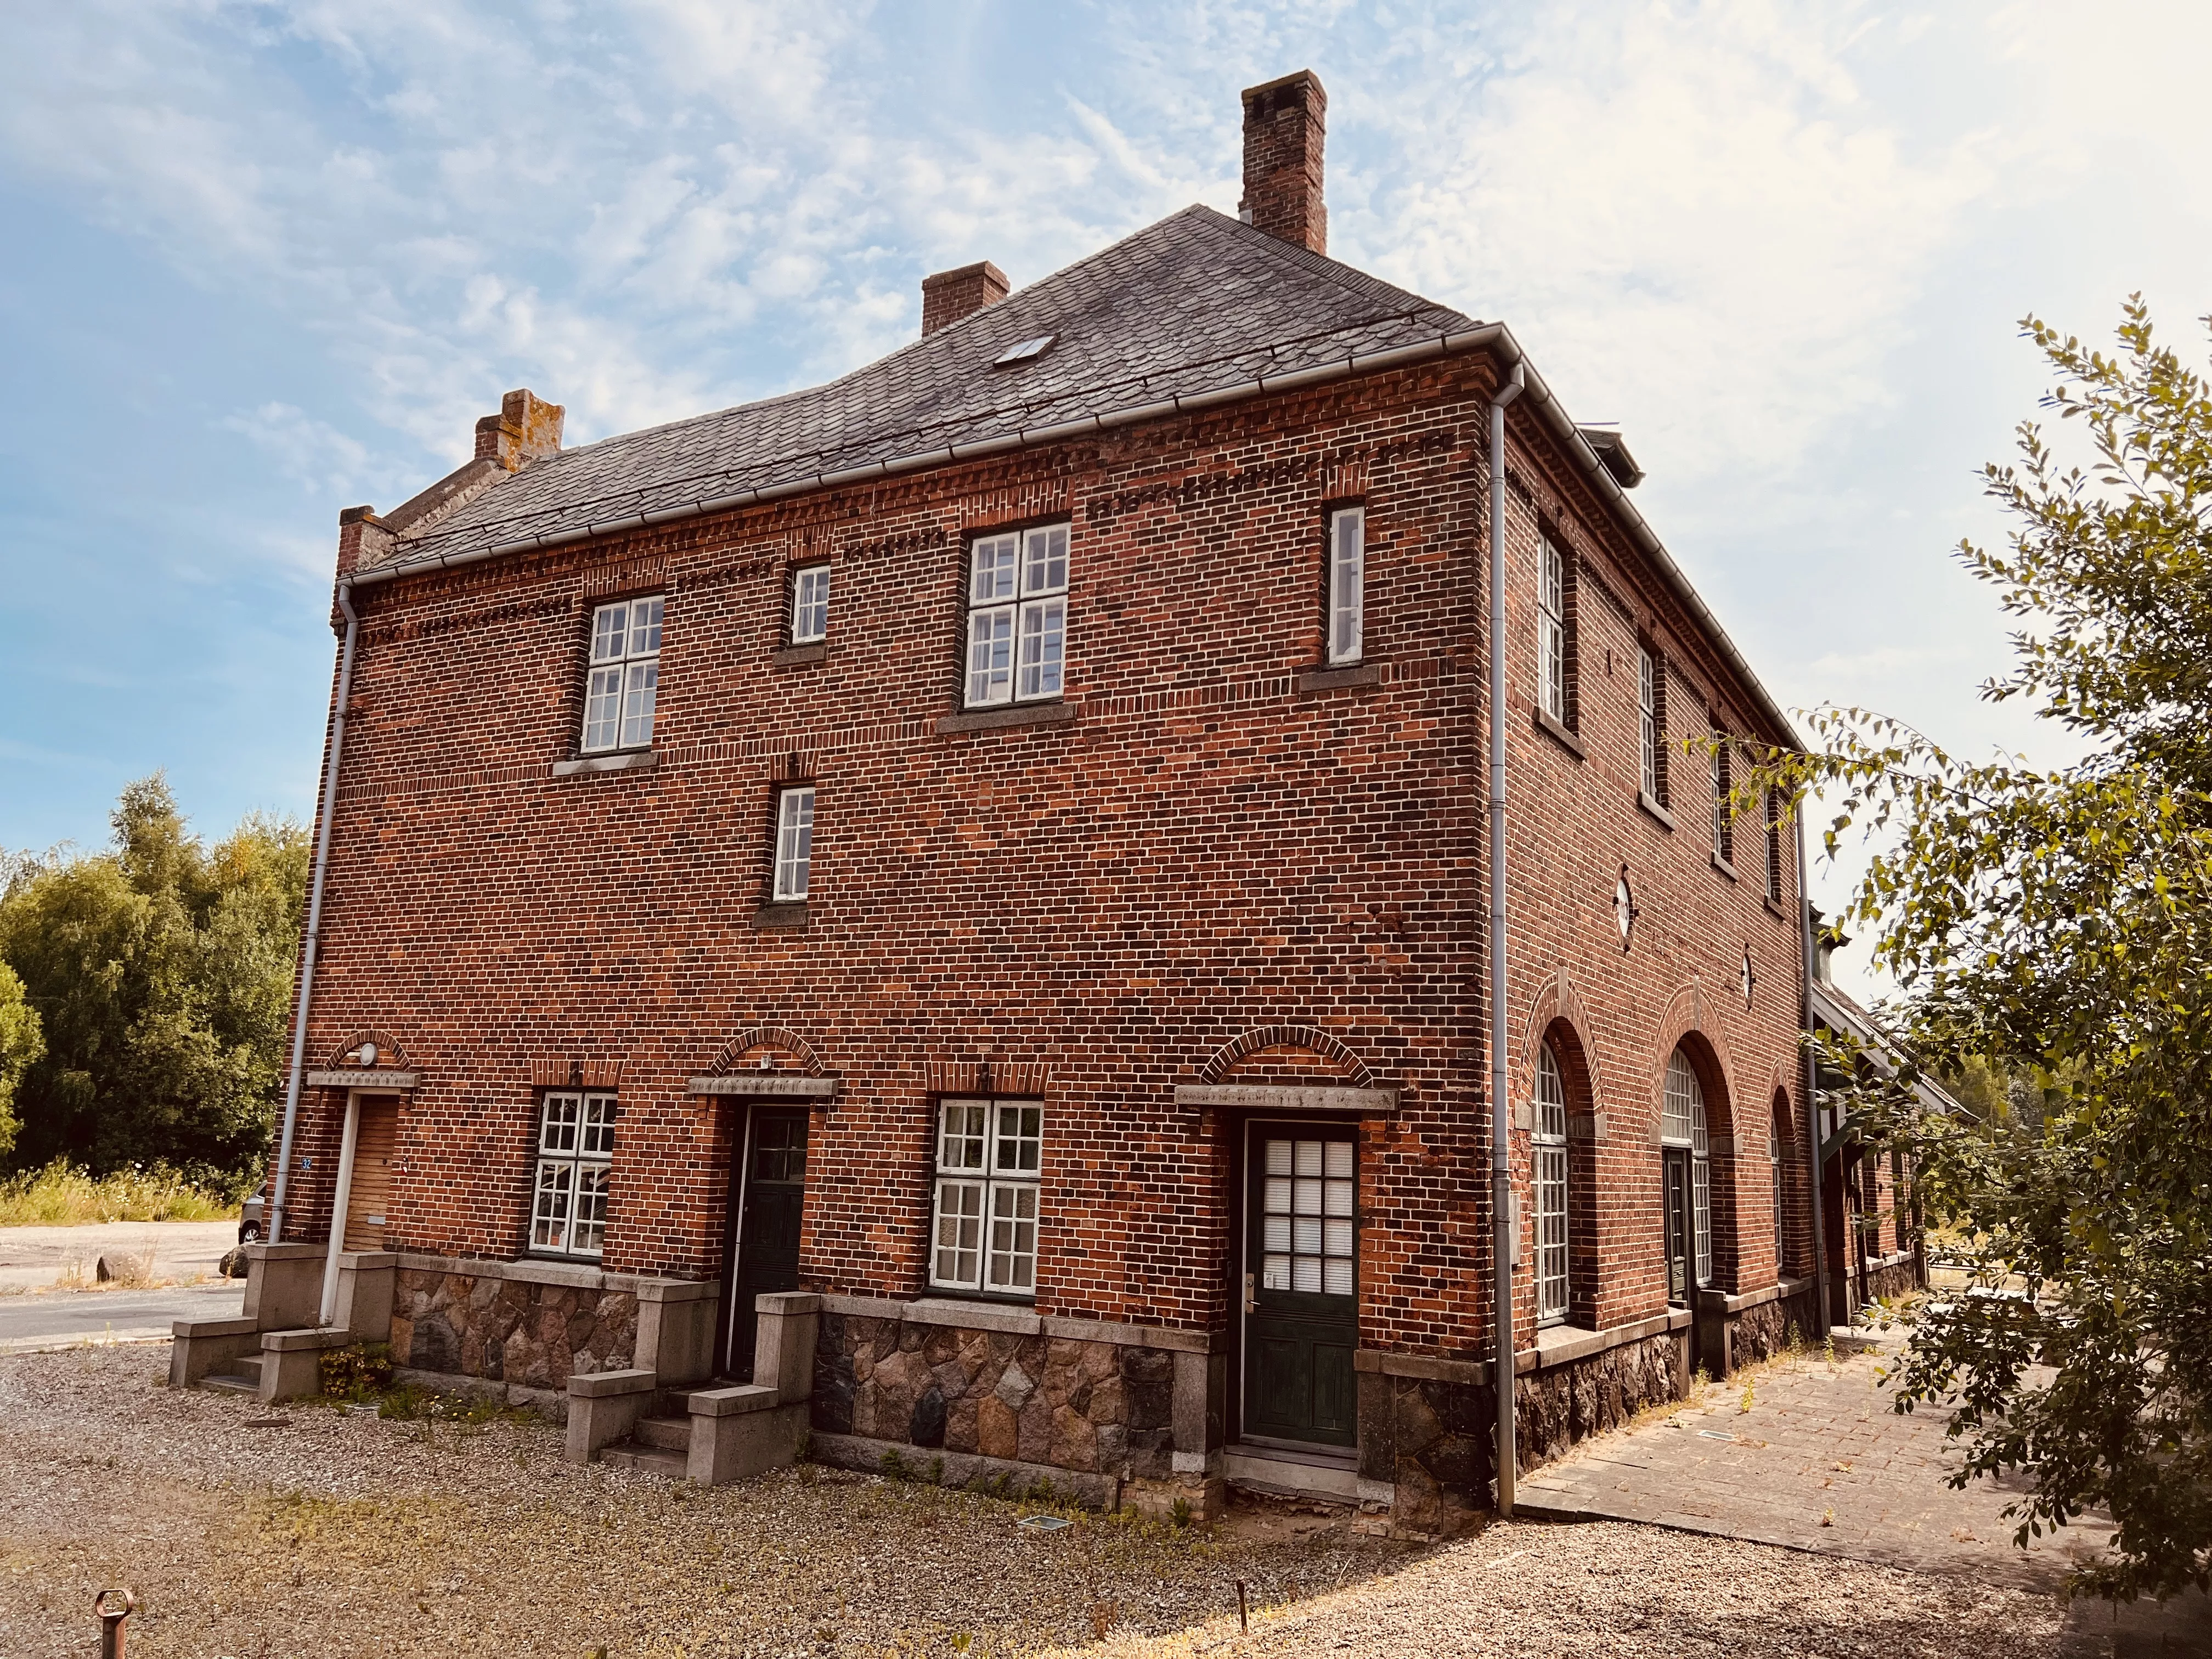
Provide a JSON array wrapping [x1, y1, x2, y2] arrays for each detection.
[[686, 1386, 808, 1485], [258, 1328, 357, 1402], [169, 1317, 258, 1388], [391, 1366, 568, 1421], [810, 1429, 1121, 1510], [566, 1368, 658, 1463], [1120, 1474, 1224, 1526]]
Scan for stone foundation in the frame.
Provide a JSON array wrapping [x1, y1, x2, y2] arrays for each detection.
[[390, 1263, 638, 1389], [1865, 1251, 1923, 1304], [812, 1310, 1177, 1480]]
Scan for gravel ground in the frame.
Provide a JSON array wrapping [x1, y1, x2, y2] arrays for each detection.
[[0, 1343, 2067, 1658]]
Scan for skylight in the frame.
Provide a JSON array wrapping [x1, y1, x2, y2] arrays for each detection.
[[994, 334, 1056, 367]]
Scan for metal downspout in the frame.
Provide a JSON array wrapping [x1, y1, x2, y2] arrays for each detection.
[[270, 582, 359, 1244], [1489, 362, 1526, 1514], [1798, 813, 1832, 1335]]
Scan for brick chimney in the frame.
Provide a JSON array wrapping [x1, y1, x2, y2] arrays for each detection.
[[1239, 70, 1327, 255], [921, 261, 1009, 336], [474, 388, 565, 472]]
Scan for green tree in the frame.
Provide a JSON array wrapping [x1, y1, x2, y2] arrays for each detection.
[[1758, 297, 2212, 1600], [0, 962, 43, 1158], [0, 775, 308, 1182]]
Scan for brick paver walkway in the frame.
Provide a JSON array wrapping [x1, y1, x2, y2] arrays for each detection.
[[1517, 1341, 2115, 1591]]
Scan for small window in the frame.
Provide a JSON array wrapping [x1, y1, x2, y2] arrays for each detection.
[[532, 1091, 615, 1257], [772, 786, 814, 902], [582, 596, 664, 754], [1537, 536, 1569, 726], [1533, 1042, 1569, 1325], [1764, 790, 1784, 903], [789, 565, 830, 645], [1327, 506, 1365, 665], [965, 525, 1068, 707], [1260, 1137, 1356, 1295], [1711, 731, 1734, 867], [930, 1098, 1042, 1295], [1638, 646, 1667, 805]]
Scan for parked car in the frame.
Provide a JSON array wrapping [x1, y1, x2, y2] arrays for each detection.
[[237, 1196, 265, 1245]]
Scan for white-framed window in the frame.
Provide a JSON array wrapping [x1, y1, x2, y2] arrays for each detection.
[[582, 596, 664, 754], [965, 524, 1068, 707], [1327, 505, 1365, 665], [1537, 535, 1567, 725], [532, 1091, 614, 1258], [1534, 1041, 1570, 1325], [1770, 1126, 1786, 1272], [790, 564, 830, 645], [1260, 1136, 1356, 1295], [772, 785, 814, 902], [1638, 646, 1666, 804], [1661, 1048, 1713, 1288], [930, 1098, 1042, 1295], [1711, 731, 1734, 866]]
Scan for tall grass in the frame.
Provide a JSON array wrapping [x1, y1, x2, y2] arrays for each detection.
[[0, 1160, 241, 1226]]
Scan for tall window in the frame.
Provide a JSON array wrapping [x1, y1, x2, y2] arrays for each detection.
[[1770, 1125, 1786, 1272], [1639, 646, 1667, 805], [790, 564, 830, 645], [1764, 789, 1784, 902], [532, 1092, 614, 1257], [966, 524, 1068, 707], [1662, 1048, 1713, 1288], [1327, 506, 1365, 665], [582, 596, 664, 753], [931, 1098, 1042, 1295], [1537, 536, 1568, 726], [1534, 1041, 1570, 1325], [1711, 732, 1734, 866], [772, 786, 814, 902]]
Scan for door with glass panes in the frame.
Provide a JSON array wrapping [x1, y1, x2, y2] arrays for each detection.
[[1242, 1124, 1358, 1448]]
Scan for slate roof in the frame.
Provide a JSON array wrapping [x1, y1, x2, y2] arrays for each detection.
[[389, 206, 1477, 568]]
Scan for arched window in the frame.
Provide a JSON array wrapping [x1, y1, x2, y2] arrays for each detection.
[[1534, 1041, 1569, 1325], [1661, 1048, 1713, 1294]]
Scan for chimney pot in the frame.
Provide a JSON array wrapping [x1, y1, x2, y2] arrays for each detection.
[[921, 261, 1009, 337], [474, 387, 565, 472], [1239, 70, 1327, 255]]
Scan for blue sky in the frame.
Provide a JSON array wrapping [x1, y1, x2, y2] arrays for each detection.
[[3, 2, 2209, 994]]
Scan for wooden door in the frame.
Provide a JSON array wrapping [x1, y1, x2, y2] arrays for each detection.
[[723, 1108, 810, 1380], [1241, 1124, 1358, 1448], [1662, 1148, 1692, 1306], [342, 1097, 399, 1252]]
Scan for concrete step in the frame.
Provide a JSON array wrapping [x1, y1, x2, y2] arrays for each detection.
[[602, 1442, 687, 1479], [202, 1375, 260, 1396], [236, 1355, 264, 1382], [634, 1415, 691, 1452]]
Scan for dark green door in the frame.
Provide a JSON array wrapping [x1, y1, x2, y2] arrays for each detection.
[[1242, 1124, 1358, 1447], [1663, 1148, 1692, 1306], [724, 1108, 809, 1380]]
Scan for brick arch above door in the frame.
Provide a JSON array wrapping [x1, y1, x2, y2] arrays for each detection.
[[1651, 977, 1739, 1143], [704, 1026, 826, 1077], [1198, 1024, 1375, 1088], [1520, 967, 1604, 1109]]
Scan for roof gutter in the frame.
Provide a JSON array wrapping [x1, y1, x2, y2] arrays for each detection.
[[348, 325, 1797, 748]]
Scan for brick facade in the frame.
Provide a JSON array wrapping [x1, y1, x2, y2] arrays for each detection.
[[269, 73, 1816, 1524]]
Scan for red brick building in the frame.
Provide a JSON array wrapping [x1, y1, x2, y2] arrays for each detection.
[[208, 71, 1825, 1532]]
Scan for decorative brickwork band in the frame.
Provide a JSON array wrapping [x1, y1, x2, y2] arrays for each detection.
[[530, 1058, 575, 1087], [924, 1058, 1052, 1097], [582, 554, 668, 601], [578, 1059, 625, 1090], [705, 1028, 826, 1077], [1197, 1025, 1373, 1087]]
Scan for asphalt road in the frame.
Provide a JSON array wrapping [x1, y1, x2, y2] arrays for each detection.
[[0, 1281, 245, 1352]]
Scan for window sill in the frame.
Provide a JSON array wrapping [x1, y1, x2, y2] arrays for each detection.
[[907, 1295, 1042, 1334], [1296, 661, 1384, 695], [754, 901, 808, 931], [938, 701, 1076, 735], [1764, 895, 1789, 923], [775, 642, 828, 666], [1712, 853, 1740, 883], [1533, 704, 1584, 760], [1638, 789, 1675, 831], [551, 749, 658, 778]]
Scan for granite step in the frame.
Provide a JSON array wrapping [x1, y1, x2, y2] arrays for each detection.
[[602, 1441, 687, 1479], [634, 1415, 691, 1452], [203, 1374, 260, 1396]]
